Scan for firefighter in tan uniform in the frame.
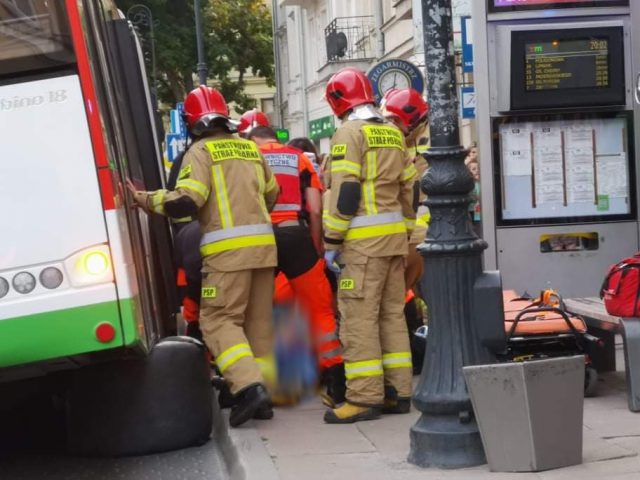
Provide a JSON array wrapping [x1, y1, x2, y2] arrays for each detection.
[[322, 68, 418, 424], [380, 88, 431, 293], [127, 86, 279, 428]]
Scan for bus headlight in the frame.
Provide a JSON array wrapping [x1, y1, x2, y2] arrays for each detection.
[[40, 267, 64, 289], [0, 277, 8, 298], [13, 272, 36, 294], [64, 245, 114, 287]]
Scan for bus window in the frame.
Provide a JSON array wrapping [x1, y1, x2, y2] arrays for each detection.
[[0, 0, 75, 77]]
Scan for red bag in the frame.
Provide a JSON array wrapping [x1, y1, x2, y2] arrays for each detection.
[[600, 254, 640, 317]]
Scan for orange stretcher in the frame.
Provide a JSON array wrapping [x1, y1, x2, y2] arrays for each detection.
[[503, 290, 587, 336]]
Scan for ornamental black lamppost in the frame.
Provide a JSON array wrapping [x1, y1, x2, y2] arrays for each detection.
[[126, 4, 157, 98], [407, 0, 492, 469], [194, 0, 208, 85]]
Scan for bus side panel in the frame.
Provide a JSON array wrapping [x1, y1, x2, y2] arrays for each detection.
[[0, 75, 108, 271], [0, 299, 122, 368]]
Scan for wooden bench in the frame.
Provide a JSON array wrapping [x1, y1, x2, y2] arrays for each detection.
[[564, 297, 640, 412]]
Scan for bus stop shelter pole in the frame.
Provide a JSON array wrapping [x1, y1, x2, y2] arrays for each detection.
[[407, 0, 491, 469], [194, 0, 208, 86]]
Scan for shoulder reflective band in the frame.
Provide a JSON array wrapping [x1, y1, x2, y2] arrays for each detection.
[[206, 139, 261, 162], [176, 178, 210, 200], [382, 352, 412, 369], [362, 125, 404, 150], [331, 160, 361, 176], [200, 223, 275, 256], [178, 164, 192, 180], [217, 343, 254, 373], [344, 359, 383, 380], [402, 163, 418, 182], [346, 211, 406, 241]]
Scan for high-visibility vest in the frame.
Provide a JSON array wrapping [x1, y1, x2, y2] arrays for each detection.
[[261, 144, 303, 214]]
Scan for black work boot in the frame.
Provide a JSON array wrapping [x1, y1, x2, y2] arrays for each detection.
[[320, 363, 346, 408], [229, 384, 270, 428], [252, 402, 274, 420], [382, 385, 411, 414]]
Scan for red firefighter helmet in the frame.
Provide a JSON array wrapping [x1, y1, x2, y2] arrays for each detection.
[[325, 67, 375, 117], [238, 109, 270, 134], [183, 86, 229, 133], [380, 88, 429, 133]]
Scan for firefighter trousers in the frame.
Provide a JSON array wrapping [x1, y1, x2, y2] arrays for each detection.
[[275, 225, 342, 370], [199, 267, 275, 395], [338, 254, 412, 407]]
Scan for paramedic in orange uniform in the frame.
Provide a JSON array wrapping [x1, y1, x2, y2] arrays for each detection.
[[249, 125, 346, 407]]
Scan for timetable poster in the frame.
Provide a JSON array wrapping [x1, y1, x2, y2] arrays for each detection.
[[498, 117, 629, 221]]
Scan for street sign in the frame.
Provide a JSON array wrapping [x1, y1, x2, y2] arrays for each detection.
[[309, 116, 335, 140], [170, 106, 187, 140], [460, 86, 476, 119], [461, 16, 474, 73], [275, 128, 290, 143], [166, 133, 186, 163]]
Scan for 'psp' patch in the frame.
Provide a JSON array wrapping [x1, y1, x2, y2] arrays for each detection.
[[339, 279, 355, 290], [202, 287, 217, 299], [332, 144, 347, 156]]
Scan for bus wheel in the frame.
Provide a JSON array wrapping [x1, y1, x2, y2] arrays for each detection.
[[66, 336, 213, 456]]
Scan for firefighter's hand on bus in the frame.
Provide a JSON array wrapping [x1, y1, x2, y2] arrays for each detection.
[[125, 179, 148, 213]]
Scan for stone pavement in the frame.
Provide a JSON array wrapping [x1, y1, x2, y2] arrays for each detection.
[[231, 342, 640, 480]]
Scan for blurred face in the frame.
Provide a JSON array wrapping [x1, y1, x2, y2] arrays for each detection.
[[467, 161, 480, 181], [468, 147, 478, 162]]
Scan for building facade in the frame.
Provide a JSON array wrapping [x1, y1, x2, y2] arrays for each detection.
[[273, 0, 474, 154]]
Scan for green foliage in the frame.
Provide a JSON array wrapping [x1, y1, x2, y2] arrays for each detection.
[[116, 0, 274, 111]]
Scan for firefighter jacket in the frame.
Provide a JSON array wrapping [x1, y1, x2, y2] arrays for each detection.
[[134, 132, 280, 272], [323, 119, 418, 257]]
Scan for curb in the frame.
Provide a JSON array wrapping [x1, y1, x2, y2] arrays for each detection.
[[212, 392, 279, 480]]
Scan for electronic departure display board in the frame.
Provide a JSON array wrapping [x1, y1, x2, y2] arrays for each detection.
[[511, 27, 625, 110], [525, 38, 609, 91], [490, 0, 629, 13]]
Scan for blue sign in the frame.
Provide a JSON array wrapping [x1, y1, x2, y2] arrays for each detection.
[[460, 86, 476, 119], [461, 16, 473, 73], [166, 133, 186, 163], [367, 59, 425, 104], [170, 106, 187, 140]]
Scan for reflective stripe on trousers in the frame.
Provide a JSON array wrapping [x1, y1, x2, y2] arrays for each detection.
[[200, 223, 275, 255], [382, 352, 412, 369], [217, 342, 254, 373], [344, 359, 383, 380]]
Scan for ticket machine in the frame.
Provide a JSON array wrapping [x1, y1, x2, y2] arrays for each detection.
[[472, 0, 640, 297]]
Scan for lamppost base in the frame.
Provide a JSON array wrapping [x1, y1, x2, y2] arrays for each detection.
[[408, 413, 486, 469]]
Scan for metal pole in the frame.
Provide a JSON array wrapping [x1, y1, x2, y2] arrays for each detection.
[[194, 0, 208, 86], [407, 0, 490, 469]]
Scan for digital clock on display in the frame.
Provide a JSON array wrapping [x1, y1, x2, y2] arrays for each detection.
[[490, 0, 628, 11]]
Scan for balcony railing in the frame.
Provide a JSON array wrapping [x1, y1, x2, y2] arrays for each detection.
[[324, 16, 375, 64]]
